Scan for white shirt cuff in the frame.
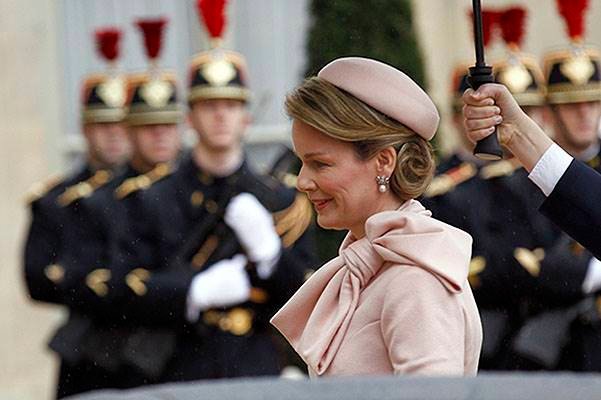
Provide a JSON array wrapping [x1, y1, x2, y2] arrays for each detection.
[[582, 258, 601, 294], [528, 143, 573, 197]]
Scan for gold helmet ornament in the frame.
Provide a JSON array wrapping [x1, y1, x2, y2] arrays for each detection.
[[81, 27, 127, 124], [543, 0, 601, 105], [126, 17, 183, 126], [188, 0, 251, 104], [494, 7, 546, 107]]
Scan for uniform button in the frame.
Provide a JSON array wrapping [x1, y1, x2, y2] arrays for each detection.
[[205, 199, 218, 214], [198, 172, 213, 185], [44, 264, 65, 283], [228, 308, 253, 336], [190, 191, 205, 207]]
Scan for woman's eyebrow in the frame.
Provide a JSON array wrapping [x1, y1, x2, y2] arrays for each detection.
[[303, 151, 327, 159]]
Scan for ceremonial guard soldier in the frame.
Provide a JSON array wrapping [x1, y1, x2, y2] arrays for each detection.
[[22, 27, 131, 398], [115, 0, 317, 382], [425, 7, 555, 369], [508, 0, 601, 371], [470, 6, 556, 370], [52, 18, 184, 394]]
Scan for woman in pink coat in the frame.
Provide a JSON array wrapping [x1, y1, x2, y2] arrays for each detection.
[[270, 57, 482, 377]]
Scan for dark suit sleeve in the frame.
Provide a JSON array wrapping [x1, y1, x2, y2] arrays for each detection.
[[540, 160, 601, 260]]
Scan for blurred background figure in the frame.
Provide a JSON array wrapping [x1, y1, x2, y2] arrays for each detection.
[[109, 0, 317, 384], [510, 0, 601, 372], [22, 26, 131, 399], [470, 5, 555, 370], [48, 17, 184, 399]]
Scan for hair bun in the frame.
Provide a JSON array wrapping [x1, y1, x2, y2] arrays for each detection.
[[390, 138, 434, 200]]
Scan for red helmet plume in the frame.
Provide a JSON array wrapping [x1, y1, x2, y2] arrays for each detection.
[[135, 18, 168, 60], [95, 27, 122, 62]]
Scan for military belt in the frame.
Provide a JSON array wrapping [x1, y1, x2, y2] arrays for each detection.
[[202, 307, 254, 336]]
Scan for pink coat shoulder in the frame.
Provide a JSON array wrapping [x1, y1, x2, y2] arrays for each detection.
[[375, 263, 482, 375]]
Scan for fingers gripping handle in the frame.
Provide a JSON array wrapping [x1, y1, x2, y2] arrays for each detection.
[[468, 65, 503, 160]]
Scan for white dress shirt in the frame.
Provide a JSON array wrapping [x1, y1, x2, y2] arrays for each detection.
[[528, 143, 573, 197]]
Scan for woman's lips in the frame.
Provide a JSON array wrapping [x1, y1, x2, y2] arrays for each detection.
[[312, 199, 331, 211]]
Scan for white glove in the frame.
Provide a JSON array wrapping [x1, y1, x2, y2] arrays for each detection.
[[582, 258, 601, 294], [186, 254, 250, 322], [224, 192, 281, 279]]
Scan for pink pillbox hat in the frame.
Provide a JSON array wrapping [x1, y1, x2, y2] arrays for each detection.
[[318, 57, 440, 141]]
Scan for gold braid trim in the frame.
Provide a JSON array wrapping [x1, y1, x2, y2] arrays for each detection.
[[191, 235, 220, 270], [57, 170, 112, 206], [115, 163, 171, 200], [480, 160, 521, 180], [274, 193, 313, 248], [24, 174, 64, 204], [424, 163, 477, 198]]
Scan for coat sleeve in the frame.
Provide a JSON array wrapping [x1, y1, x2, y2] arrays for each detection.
[[380, 267, 466, 375], [540, 160, 601, 260], [23, 201, 65, 304]]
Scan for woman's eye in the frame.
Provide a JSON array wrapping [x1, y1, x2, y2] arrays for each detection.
[[313, 160, 330, 168]]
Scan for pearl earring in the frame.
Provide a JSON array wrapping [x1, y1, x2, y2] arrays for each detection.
[[376, 176, 390, 193]]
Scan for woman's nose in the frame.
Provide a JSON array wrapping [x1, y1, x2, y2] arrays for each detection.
[[296, 166, 316, 193]]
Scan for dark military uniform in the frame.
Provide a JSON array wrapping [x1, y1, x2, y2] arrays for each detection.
[[50, 60, 185, 393], [23, 64, 129, 397], [510, 150, 601, 371], [110, 16, 318, 377], [24, 168, 92, 305], [509, 43, 601, 372], [477, 44, 601, 370], [111, 154, 316, 381], [424, 42, 560, 369]]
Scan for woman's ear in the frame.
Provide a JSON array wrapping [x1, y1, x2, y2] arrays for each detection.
[[375, 146, 397, 176]]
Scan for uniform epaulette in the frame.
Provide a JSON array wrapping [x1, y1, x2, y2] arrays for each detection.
[[274, 193, 313, 248], [57, 170, 112, 207], [479, 159, 521, 180], [114, 163, 171, 200], [468, 256, 486, 288], [24, 173, 64, 204], [514, 247, 545, 277], [424, 162, 477, 198]]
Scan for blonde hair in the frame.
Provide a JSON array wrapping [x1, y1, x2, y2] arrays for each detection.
[[285, 77, 434, 201]]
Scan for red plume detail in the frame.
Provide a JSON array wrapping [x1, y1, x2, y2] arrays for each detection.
[[468, 9, 501, 48], [197, 0, 228, 40], [95, 28, 122, 61], [135, 18, 168, 60], [556, 0, 589, 40], [482, 10, 501, 47], [499, 7, 526, 48]]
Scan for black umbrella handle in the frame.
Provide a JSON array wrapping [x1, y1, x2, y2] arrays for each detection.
[[469, 0, 503, 161], [468, 66, 503, 160]]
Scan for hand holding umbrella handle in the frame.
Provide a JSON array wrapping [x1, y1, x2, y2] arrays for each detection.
[[469, 0, 503, 160], [468, 65, 503, 160]]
